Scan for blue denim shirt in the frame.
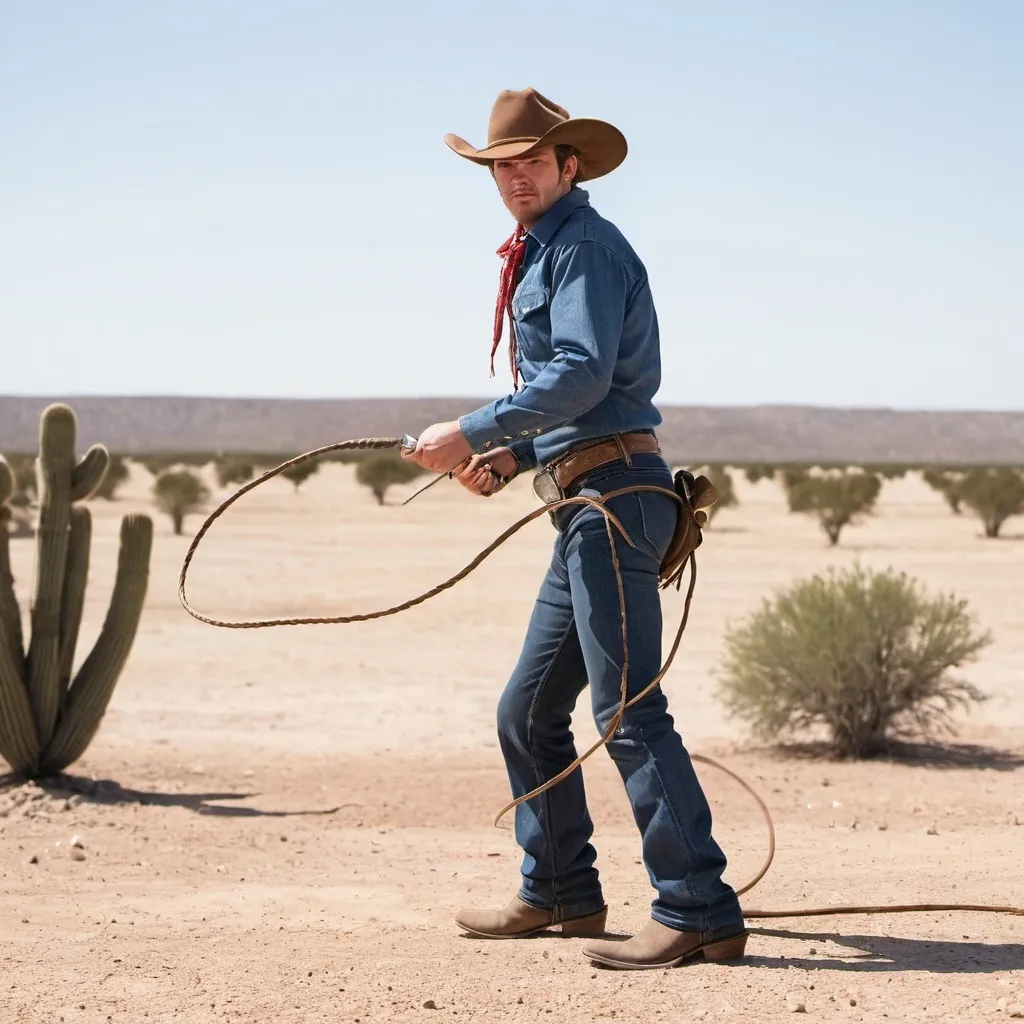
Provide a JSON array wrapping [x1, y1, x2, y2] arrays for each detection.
[[458, 187, 662, 473]]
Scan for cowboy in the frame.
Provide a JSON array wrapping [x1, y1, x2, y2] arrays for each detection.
[[401, 88, 747, 969]]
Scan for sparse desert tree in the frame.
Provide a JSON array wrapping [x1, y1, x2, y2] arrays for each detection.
[[214, 455, 255, 489], [2, 454, 38, 503], [0, 405, 153, 778], [141, 455, 177, 477], [280, 459, 320, 493], [957, 468, 1024, 538], [784, 468, 881, 546], [153, 469, 210, 535], [718, 564, 990, 758], [91, 454, 130, 500], [355, 454, 425, 505], [922, 469, 965, 515], [695, 465, 737, 524], [743, 464, 777, 484], [865, 464, 910, 480]]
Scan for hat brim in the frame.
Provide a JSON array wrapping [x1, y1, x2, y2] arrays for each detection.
[[444, 117, 627, 181]]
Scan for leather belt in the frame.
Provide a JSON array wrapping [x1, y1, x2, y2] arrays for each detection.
[[533, 432, 661, 505]]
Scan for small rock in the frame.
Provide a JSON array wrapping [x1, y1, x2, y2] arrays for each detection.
[[28, 855, 38, 865], [926, 825, 939, 836], [70, 835, 84, 848], [850, 998, 857, 1007], [785, 993, 807, 1013], [423, 999, 438, 1010], [70, 847, 86, 861]]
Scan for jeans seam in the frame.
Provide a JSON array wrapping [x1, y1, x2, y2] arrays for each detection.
[[524, 615, 578, 907]]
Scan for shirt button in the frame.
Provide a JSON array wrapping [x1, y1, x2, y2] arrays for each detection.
[[520, 430, 530, 436]]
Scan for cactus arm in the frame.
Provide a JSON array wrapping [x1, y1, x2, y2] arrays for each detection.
[[41, 513, 152, 774], [70, 444, 110, 502], [57, 506, 92, 706], [26, 403, 76, 743], [0, 513, 40, 774]]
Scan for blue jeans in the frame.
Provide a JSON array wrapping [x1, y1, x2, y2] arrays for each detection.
[[497, 451, 743, 933]]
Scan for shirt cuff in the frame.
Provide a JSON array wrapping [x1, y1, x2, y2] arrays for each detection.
[[508, 437, 537, 474], [459, 404, 505, 453]]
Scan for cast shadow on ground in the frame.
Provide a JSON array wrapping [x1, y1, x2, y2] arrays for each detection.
[[743, 926, 1024, 974], [0, 772, 345, 818], [770, 739, 1024, 772]]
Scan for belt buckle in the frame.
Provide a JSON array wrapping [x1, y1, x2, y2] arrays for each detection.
[[532, 467, 563, 505]]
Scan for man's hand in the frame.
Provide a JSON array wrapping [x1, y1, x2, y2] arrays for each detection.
[[400, 420, 473, 474], [453, 449, 518, 498]]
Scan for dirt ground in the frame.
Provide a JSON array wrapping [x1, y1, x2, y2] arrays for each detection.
[[2, 464, 1022, 1023]]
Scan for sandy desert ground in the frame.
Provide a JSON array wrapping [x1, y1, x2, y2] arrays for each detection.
[[1, 462, 1022, 1024]]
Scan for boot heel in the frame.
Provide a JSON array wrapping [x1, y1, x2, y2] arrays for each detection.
[[560, 908, 608, 938], [703, 931, 748, 961]]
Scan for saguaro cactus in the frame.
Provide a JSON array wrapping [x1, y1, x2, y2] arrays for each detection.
[[0, 404, 153, 777]]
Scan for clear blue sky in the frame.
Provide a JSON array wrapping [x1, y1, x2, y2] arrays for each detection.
[[2, 1, 1020, 410]]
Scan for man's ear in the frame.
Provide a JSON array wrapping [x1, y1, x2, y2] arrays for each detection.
[[563, 154, 578, 183]]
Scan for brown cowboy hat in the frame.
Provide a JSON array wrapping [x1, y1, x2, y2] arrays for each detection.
[[444, 88, 627, 182]]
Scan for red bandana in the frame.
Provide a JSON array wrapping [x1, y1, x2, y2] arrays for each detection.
[[491, 225, 527, 390]]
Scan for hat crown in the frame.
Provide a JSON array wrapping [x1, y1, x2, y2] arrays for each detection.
[[487, 88, 570, 146]]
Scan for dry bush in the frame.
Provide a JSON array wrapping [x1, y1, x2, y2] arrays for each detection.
[[91, 454, 130, 500], [214, 455, 255, 489], [153, 469, 210, 535], [355, 454, 425, 505], [696, 465, 737, 524], [718, 564, 991, 757], [784, 468, 881, 545], [956, 468, 1024, 538], [922, 468, 965, 515], [280, 459, 320, 492], [864, 464, 911, 480], [742, 464, 777, 484]]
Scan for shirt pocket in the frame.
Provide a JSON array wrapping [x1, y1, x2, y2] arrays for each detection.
[[513, 288, 549, 321], [511, 287, 550, 361]]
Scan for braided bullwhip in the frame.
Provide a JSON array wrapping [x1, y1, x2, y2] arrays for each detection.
[[177, 438, 1024, 921]]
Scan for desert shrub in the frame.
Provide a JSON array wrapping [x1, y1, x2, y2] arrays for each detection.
[[214, 455, 255, 489], [784, 469, 881, 545], [153, 469, 210, 536], [922, 469, 965, 515], [742, 464, 776, 484], [864, 464, 910, 480], [695, 465, 737, 524], [957, 468, 1024, 538], [2, 454, 37, 501], [91, 454, 130, 500], [355, 454, 425, 505], [718, 564, 990, 757], [280, 458, 320, 493]]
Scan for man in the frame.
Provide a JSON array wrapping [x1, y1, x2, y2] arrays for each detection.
[[401, 88, 746, 969]]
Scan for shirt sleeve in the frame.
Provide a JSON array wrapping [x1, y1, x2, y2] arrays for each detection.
[[458, 241, 627, 453]]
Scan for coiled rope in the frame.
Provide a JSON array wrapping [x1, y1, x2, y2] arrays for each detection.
[[177, 438, 1023, 921]]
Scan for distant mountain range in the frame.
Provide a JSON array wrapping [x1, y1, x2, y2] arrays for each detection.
[[1, 395, 1021, 465]]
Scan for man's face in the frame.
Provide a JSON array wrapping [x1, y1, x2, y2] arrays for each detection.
[[492, 148, 576, 228]]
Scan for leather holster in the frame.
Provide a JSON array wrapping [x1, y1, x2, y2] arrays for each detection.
[[658, 469, 718, 590]]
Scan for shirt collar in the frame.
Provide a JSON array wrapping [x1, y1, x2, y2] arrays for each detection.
[[527, 187, 590, 247]]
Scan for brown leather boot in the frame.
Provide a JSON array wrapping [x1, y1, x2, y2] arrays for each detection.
[[583, 918, 748, 969], [455, 896, 608, 939]]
